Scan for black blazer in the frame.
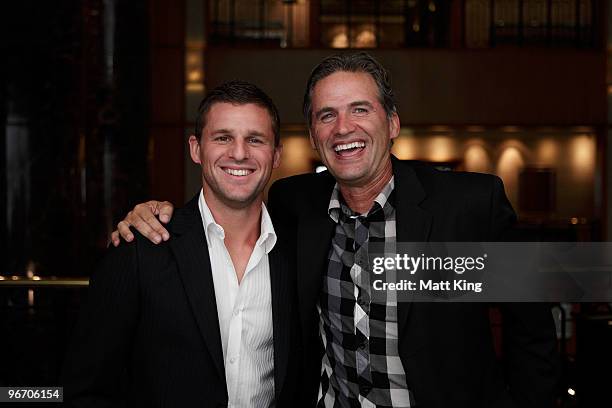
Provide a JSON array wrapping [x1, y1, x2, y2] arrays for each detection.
[[268, 157, 559, 408], [63, 195, 301, 407]]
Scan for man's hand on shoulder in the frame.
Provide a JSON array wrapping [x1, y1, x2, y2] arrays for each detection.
[[111, 200, 175, 247]]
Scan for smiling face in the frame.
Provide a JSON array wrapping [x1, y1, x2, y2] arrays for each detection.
[[309, 71, 399, 188], [189, 102, 281, 209]]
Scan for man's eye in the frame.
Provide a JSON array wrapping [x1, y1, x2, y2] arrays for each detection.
[[248, 137, 263, 144], [353, 107, 368, 115], [320, 113, 335, 123], [215, 136, 230, 142]]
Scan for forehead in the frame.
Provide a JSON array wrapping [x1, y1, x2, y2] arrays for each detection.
[[311, 71, 379, 109], [205, 102, 274, 134]]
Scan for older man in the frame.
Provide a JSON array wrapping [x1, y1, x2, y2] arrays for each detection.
[[113, 53, 558, 408]]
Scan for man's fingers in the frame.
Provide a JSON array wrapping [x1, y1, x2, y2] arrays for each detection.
[[112, 200, 172, 245], [144, 200, 162, 215], [111, 230, 121, 247], [126, 206, 169, 244], [123, 215, 163, 244], [117, 220, 135, 242], [157, 201, 175, 225]]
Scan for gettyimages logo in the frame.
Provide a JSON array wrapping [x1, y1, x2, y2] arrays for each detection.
[[372, 253, 488, 275]]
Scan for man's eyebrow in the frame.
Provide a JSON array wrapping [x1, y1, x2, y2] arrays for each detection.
[[247, 130, 266, 137], [349, 100, 374, 108], [211, 128, 233, 135]]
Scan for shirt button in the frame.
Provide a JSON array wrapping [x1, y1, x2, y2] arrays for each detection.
[[233, 309, 240, 316], [230, 357, 237, 364]]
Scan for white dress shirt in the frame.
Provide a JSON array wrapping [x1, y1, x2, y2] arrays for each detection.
[[198, 190, 276, 407]]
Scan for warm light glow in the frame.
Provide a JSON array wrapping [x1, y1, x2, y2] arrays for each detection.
[[0, 276, 5, 281], [391, 136, 420, 160], [425, 136, 457, 162], [412, 23, 420, 32], [570, 217, 578, 225], [497, 146, 524, 172], [536, 139, 558, 165], [428, 1, 436, 12], [501, 126, 521, 133], [185, 48, 204, 92], [186, 83, 205, 92], [28, 289, 34, 307], [496, 146, 524, 206], [355, 29, 376, 48], [32, 276, 41, 281], [567, 388, 576, 396], [331, 32, 348, 48], [569, 135, 595, 176], [11, 276, 19, 281], [315, 166, 327, 173], [280, 136, 315, 174], [188, 70, 201, 82], [464, 144, 491, 173]]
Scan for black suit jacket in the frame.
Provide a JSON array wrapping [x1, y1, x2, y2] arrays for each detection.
[[63, 195, 300, 407], [268, 157, 559, 408]]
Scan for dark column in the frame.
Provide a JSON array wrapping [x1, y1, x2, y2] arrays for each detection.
[[149, 0, 186, 205]]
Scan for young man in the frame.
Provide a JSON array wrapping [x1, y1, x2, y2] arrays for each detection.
[[113, 53, 558, 408], [63, 81, 300, 407]]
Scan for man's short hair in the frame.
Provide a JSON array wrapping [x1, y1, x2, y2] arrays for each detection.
[[194, 80, 280, 146], [302, 52, 397, 127]]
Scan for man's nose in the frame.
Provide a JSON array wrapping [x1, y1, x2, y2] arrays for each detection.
[[333, 112, 356, 136], [229, 139, 249, 161]]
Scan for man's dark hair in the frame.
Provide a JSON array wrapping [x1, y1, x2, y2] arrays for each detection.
[[194, 80, 280, 146], [302, 52, 397, 127]]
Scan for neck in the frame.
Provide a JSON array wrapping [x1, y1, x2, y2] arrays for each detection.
[[202, 188, 262, 248], [339, 158, 393, 214]]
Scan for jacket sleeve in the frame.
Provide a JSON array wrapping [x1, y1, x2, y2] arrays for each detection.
[[62, 240, 140, 408], [489, 176, 560, 408]]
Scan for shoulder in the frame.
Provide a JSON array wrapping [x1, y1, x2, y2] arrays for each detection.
[[410, 162, 503, 201]]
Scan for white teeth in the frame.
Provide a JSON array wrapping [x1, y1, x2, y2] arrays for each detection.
[[334, 141, 365, 152], [224, 168, 252, 176]]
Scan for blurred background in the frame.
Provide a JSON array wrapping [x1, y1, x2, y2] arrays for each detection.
[[1, 0, 611, 406]]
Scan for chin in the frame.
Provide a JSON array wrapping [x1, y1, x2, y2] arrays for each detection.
[[330, 166, 368, 181], [225, 190, 262, 207]]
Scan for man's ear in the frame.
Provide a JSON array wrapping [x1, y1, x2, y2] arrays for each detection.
[[273, 144, 283, 169], [188, 135, 202, 164], [389, 112, 400, 140]]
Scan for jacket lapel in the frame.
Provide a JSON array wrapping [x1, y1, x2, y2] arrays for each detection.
[[297, 173, 336, 335], [269, 243, 290, 400], [168, 196, 225, 381], [392, 158, 433, 338]]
